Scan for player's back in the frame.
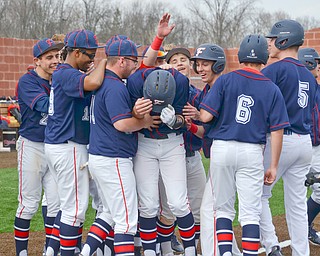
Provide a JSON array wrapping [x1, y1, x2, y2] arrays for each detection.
[[262, 57, 317, 135], [202, 68, 289, 144], [45, 64, 89, 144], [17, 70, 50, 142]]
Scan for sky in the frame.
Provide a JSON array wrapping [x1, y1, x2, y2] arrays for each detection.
[[159, 0, 320, 20]]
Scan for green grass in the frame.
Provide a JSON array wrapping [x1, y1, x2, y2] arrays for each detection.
[[0, 158, 311, 233], [0, 167, 96, 233]]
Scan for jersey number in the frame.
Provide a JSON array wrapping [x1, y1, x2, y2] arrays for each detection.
[[298, 80, 309, 108], [39, 113, 48, 126], [48, 87, 54, 116], [90, 95, 96, 124], [235, 94, 254, 124]]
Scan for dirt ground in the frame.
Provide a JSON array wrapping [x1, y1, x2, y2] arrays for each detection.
[[1, 151, 320, 255]]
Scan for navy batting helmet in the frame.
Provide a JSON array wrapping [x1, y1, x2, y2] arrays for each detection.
[[266, 19, 304, 50], [238, 34, 269, 65], [143, 69, 176, 113], [298, 48, 320, 71], [190, 44, 226, 74]]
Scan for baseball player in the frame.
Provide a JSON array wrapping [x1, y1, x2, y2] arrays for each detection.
[[126, 68, 196, 256], [187, 43, 242, 256], [298, 48, 320, 246], [259, 20, 318, 256], [153, 47, 206, 255], [199, 34, 289, 256], [79, 36, 159, 256], [44, 29, 107, 256], [14, 38, 63, 256]]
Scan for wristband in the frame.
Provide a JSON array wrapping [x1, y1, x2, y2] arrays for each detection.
[[189, 123, 198, 134], [150, 36, 163, 51]]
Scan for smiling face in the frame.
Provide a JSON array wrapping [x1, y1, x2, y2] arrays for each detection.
[[34, 49, 61, 80], [168, 53, 191, 77], [77, 48, 97, 72], [195, 59, 217, 85]]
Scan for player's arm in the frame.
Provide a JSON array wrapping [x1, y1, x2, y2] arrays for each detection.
[[199, 108, 214, 123], [185, 118, 205, 138], [264, 129, 284, 186], [143, 13, 175, 67], [113, 114, 161, 133], [83, 59, 108, 91]]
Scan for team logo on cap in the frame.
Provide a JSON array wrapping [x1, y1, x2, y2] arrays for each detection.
[[195, 47, 206, 56], [247, 49, 257, 59]]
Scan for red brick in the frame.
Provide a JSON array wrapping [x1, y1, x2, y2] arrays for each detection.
[[5, 89, 15, 97], [4, 38, 14, 47], [307, 39, 319, 47], [0, 46, 6, 55], [305, 32, 314, 40], [0, 63, 9, 72], [4, 56, 15, 63], [15, 72, 23, 81], [314, 32, 320, 39], [0, 81, 10, 89], [5, 73, 15, 80], [0, 38, 4, 46], [14, 56, 24, 63], [9, 64, 19, 72], [24, 56, 33, 64]]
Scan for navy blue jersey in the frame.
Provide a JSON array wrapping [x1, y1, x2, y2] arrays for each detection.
[[127, 67, 189, 139], [45, 63, 90, 145], [192, 83, 212, 158], [184, 85, 203, 154], [311, 84, 320, 146], [17, 70, 50, 142], [262, 58, 317, 135], [200, 68, 290, 144], [88, 70, 138, 158]]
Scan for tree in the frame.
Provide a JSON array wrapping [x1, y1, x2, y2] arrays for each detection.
[[187, 0, 257, 48]]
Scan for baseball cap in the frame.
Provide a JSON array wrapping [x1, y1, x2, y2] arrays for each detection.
[[165, 48, 191, 63], [105, 38, 144, 57], [66, 29, 103, 49], [142, 46, 167, 59], [33, 38, 64, 58]]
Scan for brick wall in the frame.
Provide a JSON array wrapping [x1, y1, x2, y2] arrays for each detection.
[[1, 28, 320, 96]]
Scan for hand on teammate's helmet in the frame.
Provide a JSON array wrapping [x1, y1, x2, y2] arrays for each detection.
[[160, 104, 176, 128]]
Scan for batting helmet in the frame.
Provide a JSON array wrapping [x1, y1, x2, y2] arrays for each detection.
[[238, 34, 269, 65], [190, 44, 226, 74], [266, 19, 304, 50], [143, 69, 176, 113], [298, 48, 320, 70]]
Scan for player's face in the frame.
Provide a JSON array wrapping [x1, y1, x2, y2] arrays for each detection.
[[78, 48, 97, 72], [155, 58, 166, 67], [267, 38, 281, 58], [123, 56, 138, 78], [35, 50, 60, 75], [313, 61, 320, 79], [195, 59, 216, 85], [168, 53, 191, 77]]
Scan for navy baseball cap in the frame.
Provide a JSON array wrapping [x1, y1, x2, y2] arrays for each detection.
[[105, 38, 144, 57], [33, 38, 64, 58], [66, 29, 103, 49]]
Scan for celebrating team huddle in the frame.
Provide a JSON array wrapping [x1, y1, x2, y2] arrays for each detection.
[[13, 12, 320, 256]]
